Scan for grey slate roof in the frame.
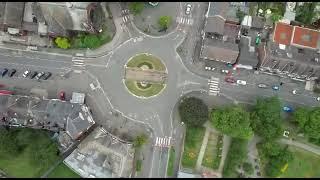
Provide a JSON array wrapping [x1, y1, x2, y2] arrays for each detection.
[[204, 16, 225, 34]]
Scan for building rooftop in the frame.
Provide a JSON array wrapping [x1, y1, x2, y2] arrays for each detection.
[[3, 2, 25, 29], [291, 26, 320, 49], [0, 95, 95, 140], [64, 127, 134, 178], [204, 16, 225, 34], [273, 22, 293, 46]]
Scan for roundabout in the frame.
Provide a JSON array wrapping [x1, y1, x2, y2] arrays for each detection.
[[124, 53, 167, 98]]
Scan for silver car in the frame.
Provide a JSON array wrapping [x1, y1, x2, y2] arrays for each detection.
[[185, 4, 192, 15], [258, 83, 268, 88]]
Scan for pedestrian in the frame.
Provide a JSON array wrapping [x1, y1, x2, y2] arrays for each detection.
[[280, 82, 283, 86]]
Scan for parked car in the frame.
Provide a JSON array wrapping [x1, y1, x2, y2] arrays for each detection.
[[185, 4, 192, 15], [272, 85, 280, 91], [22, 70, 30, 78], [258, 83, 268, 88], [292, 89, 299, 95], [283, 106, 293, 112], [59, 91, 66, 101], [316, 97, 320, 101], [0, 90, 13, 95], [236, 79, 247, 85], [0, 84, 5, 88], [35, 72, 45, 80], [221, 69, 229, 74], [42, 72, 52, 80], [7, 69, 16, 77], [29, 71, 38, 79], [225, 77, 236, 84], [0, 68, 8, 77], [205, 66, 215, 71]]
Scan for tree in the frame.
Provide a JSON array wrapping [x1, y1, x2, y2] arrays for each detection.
[[210, 105, 253, 139], [83, 34, 101, 49], [295, 2, 317, 25], [158, 16, 172, 29], [251, 96, 282, 140], [243, 162, 254, 175], [265, 146, 293, 177], [294, 107, 320, 139], [178, 97, 208, 127], [223, 138, 248, 177], [129, 2, 144, 15], [270, 13, 283, 23], [55, 37, 71, 49], [133, 134, 148, 149], [236, 8, 246, 22]]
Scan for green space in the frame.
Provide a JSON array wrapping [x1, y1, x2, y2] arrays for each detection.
[[202, 132, 223, 170], [181, 127, 205, 168], [0, 128, 60, 177], [126, 54, 166, 71], [167, 148, 176, 177], [280, 146, 320, 178], [136, 160, 142, 172], [125, 80, 165, 98], [47, 163, 81, 178]]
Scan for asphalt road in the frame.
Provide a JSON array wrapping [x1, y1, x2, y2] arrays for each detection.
[[0, 2, 319, 178]]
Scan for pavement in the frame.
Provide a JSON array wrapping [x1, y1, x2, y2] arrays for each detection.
[[0, 2, 319, 178]]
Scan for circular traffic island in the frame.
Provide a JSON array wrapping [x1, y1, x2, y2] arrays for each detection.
[[124, 53, 167, 98]]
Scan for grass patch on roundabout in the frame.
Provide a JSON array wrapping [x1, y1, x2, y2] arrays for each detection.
[[125, 80, 165, 98], [126, 54, 166, 71]]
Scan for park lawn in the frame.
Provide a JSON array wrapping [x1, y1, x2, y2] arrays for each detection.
[[167, 148, 176, 177], [280, 146, 320, 178], [126, 54, 166, 71], [182, 127, 205, 169], [202, 132, 218, 168], [125, 80, 165, 97], [136, 160, 142, 172], [48, 163, 80, 178]]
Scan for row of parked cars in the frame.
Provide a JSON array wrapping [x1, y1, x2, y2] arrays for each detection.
[[22, 70, 52, 80], [0, 68, 52, 80]]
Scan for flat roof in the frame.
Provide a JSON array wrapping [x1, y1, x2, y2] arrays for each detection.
[[291, 26, 320, 49], [273, 22, 293, 46]]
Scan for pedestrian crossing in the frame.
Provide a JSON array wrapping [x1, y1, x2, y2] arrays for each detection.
[[72, 58, 86, 69], [208, 77, 220, 96], [154, 136, 173, 147], [176, 16, 193, 25], [121, 9, 131, 23]]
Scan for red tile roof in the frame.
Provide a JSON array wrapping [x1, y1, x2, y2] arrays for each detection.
[[273, 22, 293, 46], [291, 26, 319, 49]]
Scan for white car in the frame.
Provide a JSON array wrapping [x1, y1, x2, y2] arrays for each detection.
[[237, 80, 247, 85], [292, 90, 298, 95], [205, 66, 215, 71], [22, 70, 30, 78], [316, 97, 320, 101], [221, 69, 229, 74], [258, 83, 268, 88], [185, 4, 192, 15]]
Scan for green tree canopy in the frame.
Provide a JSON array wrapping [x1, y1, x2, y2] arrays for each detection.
[[158, 16, 172, 29], [265, 146, 293, 177], [210, 105, 253, 139], [178, 97, 208, 127], [251, 96, 282, 140], [133, 134, 148, 149], [83, 34, 101, 49], [243, 162, 254, 175], [129, 2, 144, 15], [294, 107, 320, 139], [295, 2, 317, 25], [55, 37, 71, 49]]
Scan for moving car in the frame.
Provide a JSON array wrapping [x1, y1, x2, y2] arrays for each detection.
[[258, 83, 268, 88], [22, 70, 30, 78], [42, 72, 52, 80], [35, 72, 45, 80], [29, 71, 38, 79], [236, 80, 247, 85], [8, 69, 16, 77], [225, 77, 236, 84], [185, 4, 192, 15], [0, 68, 8, 77], [59, 91, 66, 101], [283, 106, 293, 112], [272, 85, 280, 91]]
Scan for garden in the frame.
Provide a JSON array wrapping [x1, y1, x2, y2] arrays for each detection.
[[202, 132, 223, 170]]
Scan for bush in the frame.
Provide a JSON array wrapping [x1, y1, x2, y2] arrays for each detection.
[[212, 135, 223, 169], [136, 160, 142, 172], [178, 97, 208, 127], [55, 37, 71, 49], [243, 162, 254, 175], [129, 2, 144, 15], [158, 16, 172, 29]]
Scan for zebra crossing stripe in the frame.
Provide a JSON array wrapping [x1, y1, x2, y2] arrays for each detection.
[[187, 19, 190, 25]]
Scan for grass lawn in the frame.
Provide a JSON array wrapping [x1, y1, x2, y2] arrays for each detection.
[[125, 80, 165, 98], [167, 148, 176, 177], [136, 160, 142, 172], [48, 163, 80, 178], [126, 54, 166, 71], [202, 132, 222, 170], [280, 146, 320, 178], [182, 127, 205, 169]]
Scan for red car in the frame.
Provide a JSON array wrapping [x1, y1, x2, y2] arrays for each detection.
[[225, 77, 236, 84], [0, 90, 13, 95], [59, 91, 66, 100]]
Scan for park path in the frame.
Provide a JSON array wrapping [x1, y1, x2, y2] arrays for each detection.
[[195, 126, 210, 171], [278, 138, 320, 155]]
